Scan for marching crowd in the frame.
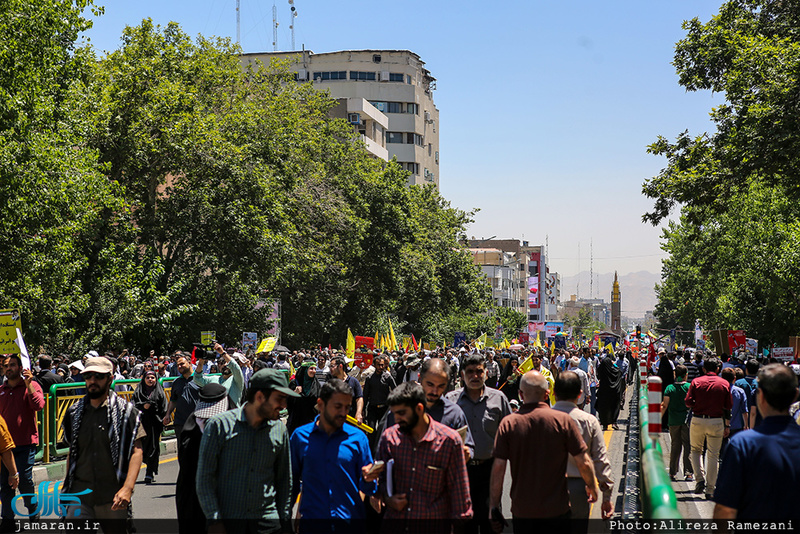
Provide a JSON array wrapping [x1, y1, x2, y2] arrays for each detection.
[[0, 341, 796, 534]]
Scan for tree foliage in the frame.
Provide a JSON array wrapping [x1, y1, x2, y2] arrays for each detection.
[[646, 1, 800, 344], [0, 10, 492, 353]]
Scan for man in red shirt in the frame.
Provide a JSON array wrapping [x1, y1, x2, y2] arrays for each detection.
[[685, 357, 732, 499], [0, 355, 45, 530], [377, 381, 472, 534]]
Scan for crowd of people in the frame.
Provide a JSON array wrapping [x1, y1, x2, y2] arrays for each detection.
[[0, 340, 795, 533]]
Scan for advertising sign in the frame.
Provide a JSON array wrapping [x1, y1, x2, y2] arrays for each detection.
[[518, 332, 529, 344], [545, 322, 564, 338]]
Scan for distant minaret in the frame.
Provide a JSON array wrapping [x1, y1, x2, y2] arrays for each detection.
[[611, 271, 621, 334]]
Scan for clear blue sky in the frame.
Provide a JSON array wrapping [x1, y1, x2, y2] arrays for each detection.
[[84, 0, 724, 278]]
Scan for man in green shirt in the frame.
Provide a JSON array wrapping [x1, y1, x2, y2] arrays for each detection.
[[661, 364, 693, 481], [194, 343, 245, 407], [196, 368, 300, 533]]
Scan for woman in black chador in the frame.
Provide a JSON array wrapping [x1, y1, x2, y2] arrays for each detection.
[[132, 369, 167, 483], [596, 356, 624, 430]]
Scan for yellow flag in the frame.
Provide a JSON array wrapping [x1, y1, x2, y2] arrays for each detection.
[[519, 356, 533, 373], [533, 333, 542, 349], [346, 328, 355, 359], [607, 343, 615, 356], [598, 338, 605, 351], [389, 319, 398, 351], [375, 331, 381, 350]]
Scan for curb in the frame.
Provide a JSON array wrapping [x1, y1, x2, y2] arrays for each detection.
[[32, 437, 178, 484]]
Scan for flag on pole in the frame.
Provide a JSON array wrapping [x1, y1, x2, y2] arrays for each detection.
[[14, 328, 30, 370], [346, 329, 355, 359], [389, 319, 398, 351], [411, 334, 418, 351]]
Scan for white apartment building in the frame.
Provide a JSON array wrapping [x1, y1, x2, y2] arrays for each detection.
[[241, 49, 440, 188]]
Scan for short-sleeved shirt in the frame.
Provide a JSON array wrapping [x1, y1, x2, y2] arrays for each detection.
[[493, 402, 587, 518], [174, 378, 201, 427], [66, 399, 146, 506], [729, 385, 749, 431], [344, 376, 363, 418], [290, 417, 376, 520], [445, 387, 511, 461], [714, 416, 800, 519], [685, 373, 732, 417], [664, 381, 690, 427]]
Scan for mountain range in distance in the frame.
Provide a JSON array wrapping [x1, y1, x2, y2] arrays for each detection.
[[558, 270, 661, 320]]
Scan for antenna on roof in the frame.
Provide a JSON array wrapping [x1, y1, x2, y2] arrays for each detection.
[[289, 0, 297, 51], [272, 2, 279, 51], [236, 0, 240, 45]]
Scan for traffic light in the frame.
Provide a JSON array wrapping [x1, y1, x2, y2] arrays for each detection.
[[636, 325, 641, 338]]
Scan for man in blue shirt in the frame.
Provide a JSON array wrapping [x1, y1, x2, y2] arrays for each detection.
[[714, 364, 800, 521], [290, 379, 380, 533]]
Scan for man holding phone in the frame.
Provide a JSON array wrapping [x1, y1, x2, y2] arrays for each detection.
[[289, 379, 380, 533]]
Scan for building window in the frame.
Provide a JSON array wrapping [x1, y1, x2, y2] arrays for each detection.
[[389, 72, 404, 82], [435, 151, 439, 164], [405, 133, 424, 146], [313, 71, 346, 81], [387, 102, 401, 113], [369, 101, 387, 112], [350, 71, 377, 81], [406, 103, 418, 114], [428, 143, 432, 156], [401, 162, 419, 175], [387, 132, 404, 144], [406, 75, 412, 84]]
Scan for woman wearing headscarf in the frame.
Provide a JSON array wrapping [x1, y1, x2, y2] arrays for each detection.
[[498, 355, 521, 402], [287, 361, 321, 434], [132, 369, 167, 483], [596, 355, 624, 430]]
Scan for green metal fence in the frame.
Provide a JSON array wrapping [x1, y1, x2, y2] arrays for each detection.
[[40, 375, 219, 463]]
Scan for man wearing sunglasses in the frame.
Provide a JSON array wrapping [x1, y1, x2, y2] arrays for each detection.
[[62, 357, 146, 534]]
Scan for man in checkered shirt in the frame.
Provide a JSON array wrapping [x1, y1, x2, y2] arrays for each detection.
[[377, 381, 472, 533]]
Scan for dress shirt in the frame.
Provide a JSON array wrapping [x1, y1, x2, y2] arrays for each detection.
[[0, 380, 44, 446], [196, 404, 292, 529], [684, 372, 732, 417], [552, 400, 614, 500], [290, 416, 376, 520], [445, 386, 511, 460], [377, 418, 472, 521]]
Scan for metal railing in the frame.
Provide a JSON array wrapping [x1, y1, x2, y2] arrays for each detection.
[[624, 359, 681, 519], [41, 375, 220, 463]]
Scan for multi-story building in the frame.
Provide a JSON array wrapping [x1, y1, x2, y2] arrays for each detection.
[[468, 248, 529, 313], [241, 49, 440, 188]]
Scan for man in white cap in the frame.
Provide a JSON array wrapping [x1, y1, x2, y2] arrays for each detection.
[[62, 356, 145, 533]]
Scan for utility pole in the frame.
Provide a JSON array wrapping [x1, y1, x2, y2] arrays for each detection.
[[272, 3, 278, 51]]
